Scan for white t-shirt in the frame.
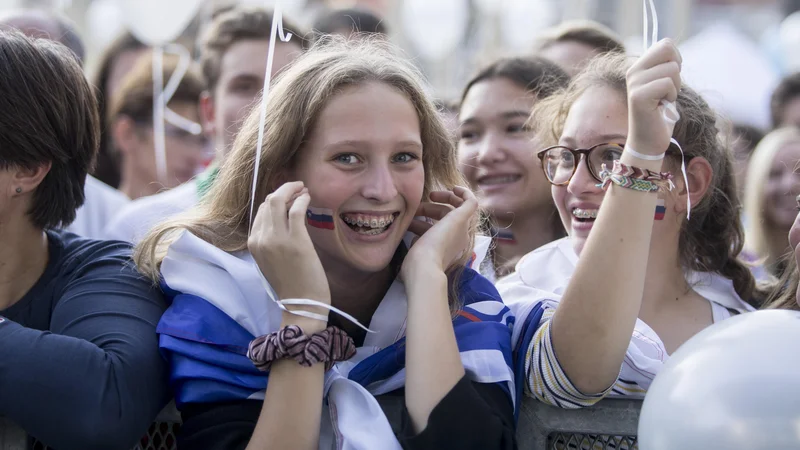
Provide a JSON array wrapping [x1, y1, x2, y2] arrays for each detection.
[[66, 176, 130, 239], [102, 181, 199, 244], [496, 237, 755, 407]]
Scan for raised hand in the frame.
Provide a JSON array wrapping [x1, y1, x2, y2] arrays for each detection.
[[400, 186, 479, 281], [625, 38, 682, 157], [247, 181, 330, 307]]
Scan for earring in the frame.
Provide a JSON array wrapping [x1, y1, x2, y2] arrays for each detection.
[[15, 187, 22, 194]]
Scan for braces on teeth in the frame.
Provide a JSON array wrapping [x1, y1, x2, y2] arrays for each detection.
[[342, 215, 395, 228], [573, 209, 598, 219]]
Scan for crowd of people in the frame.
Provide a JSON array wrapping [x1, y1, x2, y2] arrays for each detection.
[[0, 3, 797, 450]]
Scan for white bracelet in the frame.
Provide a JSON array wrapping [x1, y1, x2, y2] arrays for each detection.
[[625, 145, 665, 161]]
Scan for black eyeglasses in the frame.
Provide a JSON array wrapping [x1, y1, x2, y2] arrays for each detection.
[[537, 143, 625, 186]]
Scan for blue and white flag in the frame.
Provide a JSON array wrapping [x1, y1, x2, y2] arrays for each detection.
[[157, 231, 514, 450]]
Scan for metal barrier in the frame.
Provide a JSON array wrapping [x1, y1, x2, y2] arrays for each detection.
[[518, 398, 642, 449], [0, 403, 183, 450], [1, 398, 642, 450]]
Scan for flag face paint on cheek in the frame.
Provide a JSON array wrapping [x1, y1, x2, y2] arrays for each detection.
[[654, 199, 666, 221], [307, 206, 335, 230]]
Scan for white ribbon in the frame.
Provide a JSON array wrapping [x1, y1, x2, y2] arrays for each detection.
[[253, 261, 376, 333], [248, 1, 294, 231], [643, 0, 690, 220], [152, 47, 167, 183], [670, 137, 691, 220], [151, 43, 204, 183], [161, 43, 203, 135], [643, 0, 680, 126], [245, 4, 378, 333]]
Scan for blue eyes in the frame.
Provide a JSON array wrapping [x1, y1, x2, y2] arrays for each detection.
[[332, 153, 419, 165], [393, 153, 417, 163], [334, 154, 360, 164]]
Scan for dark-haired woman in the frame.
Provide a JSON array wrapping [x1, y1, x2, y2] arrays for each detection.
[[457, 56, 568, 280], [0, 31, 167, 449]]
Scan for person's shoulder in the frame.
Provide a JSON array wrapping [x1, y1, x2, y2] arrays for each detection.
[[49, 229, 134, 263]]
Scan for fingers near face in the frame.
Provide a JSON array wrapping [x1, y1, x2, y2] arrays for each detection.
[[288, 192, 311, 230], [428, 186, 476, 207], [416, 202, 455, 220]]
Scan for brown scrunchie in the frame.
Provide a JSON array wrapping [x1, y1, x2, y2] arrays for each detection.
[[247, 325, 356, 371]]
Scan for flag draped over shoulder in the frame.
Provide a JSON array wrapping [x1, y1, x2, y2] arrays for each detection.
[[157, 231, 515, 449]]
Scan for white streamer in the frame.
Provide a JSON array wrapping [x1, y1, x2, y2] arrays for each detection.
[[642, 0, 680, 125], [162, 44, 203, 135], [151, 43, 203, 183], [254, 262, 376, 333], [249, 1, 293, 231], [152, 47, 167, 183], [247, 4, 370, 332], [642, 0, 691, 220]]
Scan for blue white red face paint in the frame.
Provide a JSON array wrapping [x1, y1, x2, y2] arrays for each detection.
[[654, 198, 666, 221], [306, 206, 335, 230]]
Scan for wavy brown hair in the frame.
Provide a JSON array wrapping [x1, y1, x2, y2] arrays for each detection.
[[134, 37, 473, 304], [530, 52, 758, 303]]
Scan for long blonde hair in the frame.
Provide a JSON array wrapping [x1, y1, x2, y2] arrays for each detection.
[[743, 127, 800, 264], [135, 38, 472, 291]]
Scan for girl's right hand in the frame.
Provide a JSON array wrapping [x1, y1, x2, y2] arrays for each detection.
[[626, 38, 682, 157], [247, 181, 331, 308]]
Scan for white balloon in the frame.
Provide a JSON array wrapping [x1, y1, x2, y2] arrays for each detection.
[[118, 0, 203, 46], [401, 0, 469, 61], [638, 310, 800, 450], [780, 11, 800, 72], [500, 0, 558, 50], [86, 0, 125, 50]]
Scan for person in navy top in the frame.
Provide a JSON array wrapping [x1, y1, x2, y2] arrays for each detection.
[[0, 31, 168, 449]]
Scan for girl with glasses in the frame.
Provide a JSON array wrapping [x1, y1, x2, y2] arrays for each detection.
[[498, 41, 758, 408]]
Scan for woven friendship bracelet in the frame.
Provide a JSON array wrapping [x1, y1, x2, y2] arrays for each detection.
[[597, 161, 675, 193], [247, 325, 356, 371], [612, 160, 673, 183], [598, 172, 660, 192]]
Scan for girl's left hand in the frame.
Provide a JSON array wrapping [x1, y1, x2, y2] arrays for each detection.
[[400, 186, 478, 280]]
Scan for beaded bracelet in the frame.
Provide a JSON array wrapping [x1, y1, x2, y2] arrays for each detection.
[[597, 160, 674, 193], [247, 325, 356, 371]]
